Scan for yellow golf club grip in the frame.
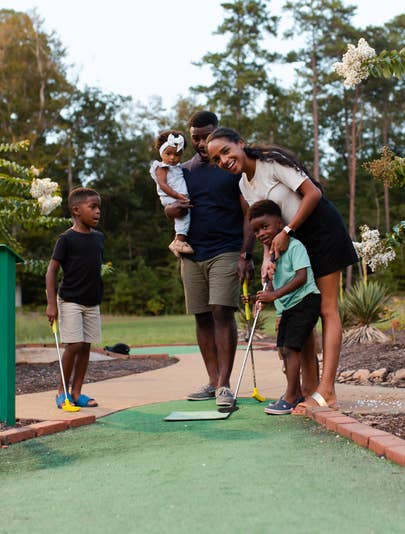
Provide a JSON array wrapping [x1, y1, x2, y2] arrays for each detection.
[[52, 320, 58, 334], [242, 279, 251, 321]]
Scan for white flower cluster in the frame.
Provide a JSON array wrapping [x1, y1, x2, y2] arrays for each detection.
[[333, 38, 376, 88], [38, 195, 62, 215], [353, 225, 396, 272], [30, 178, 59, 198], [30, 178, 62, 215]]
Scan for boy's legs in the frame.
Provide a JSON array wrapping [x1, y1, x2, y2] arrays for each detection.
[[281, 347, 302, 404], [58, 342, 82, 397], [58, 298, 100, 406], [70, 342, 96, 406]]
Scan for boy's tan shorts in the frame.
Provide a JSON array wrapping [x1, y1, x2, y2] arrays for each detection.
[[180, 252, 240, 314], [57, 297, 101, 344]]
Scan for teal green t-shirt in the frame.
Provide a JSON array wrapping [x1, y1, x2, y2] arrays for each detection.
[[273, 237, 320, 315]]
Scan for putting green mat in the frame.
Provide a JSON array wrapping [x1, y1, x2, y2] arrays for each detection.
[[1, 399, 404, 534]]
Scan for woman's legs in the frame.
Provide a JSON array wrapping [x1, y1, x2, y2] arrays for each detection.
[[294, 271, 341, 411]]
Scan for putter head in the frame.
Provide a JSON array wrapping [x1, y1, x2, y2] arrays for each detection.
[[62, 399, 80, 412], [251, 388, 266, 403]]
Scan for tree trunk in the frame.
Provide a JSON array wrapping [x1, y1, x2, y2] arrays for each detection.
[[311, 38, 320, 182], [382, 102, 390, 233]]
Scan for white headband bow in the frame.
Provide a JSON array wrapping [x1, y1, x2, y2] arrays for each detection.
[[159, 133, 185, 156]]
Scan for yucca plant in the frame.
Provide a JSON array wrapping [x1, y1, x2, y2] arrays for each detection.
[[342, 280, 391, 345]]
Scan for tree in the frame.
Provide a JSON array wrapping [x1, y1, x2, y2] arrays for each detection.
[[0, 9, 72, 149], [283, 0, 357, 181], [191, 0, 279, 130]]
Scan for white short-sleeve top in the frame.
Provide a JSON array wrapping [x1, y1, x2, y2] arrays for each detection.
[[239, 159, 308, 223], [149, 160, 188, 199]]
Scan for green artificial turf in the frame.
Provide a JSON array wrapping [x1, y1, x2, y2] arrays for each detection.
[[1, 399, 404, 533]]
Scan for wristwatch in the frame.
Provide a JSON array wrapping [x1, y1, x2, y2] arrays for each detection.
[[283, 225, 293, 235], [240, 251, 253, 260]]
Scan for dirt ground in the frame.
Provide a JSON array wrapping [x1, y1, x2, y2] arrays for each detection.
[[2, 332, 405, 439]]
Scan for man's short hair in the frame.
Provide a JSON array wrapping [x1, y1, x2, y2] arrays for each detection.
[[188, 111, 219, 129], [248, 199, 282, 221], [68, 187, 100, 212]]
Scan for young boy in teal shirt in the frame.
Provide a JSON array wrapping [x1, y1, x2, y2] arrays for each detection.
[[248, 200, 320, 415]]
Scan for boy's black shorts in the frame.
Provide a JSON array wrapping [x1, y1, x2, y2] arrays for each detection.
[[277, 293, 321, 352]]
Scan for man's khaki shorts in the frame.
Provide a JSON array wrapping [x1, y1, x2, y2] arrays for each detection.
[[57, 297, 101, 344], [180, 252, 240, 314]]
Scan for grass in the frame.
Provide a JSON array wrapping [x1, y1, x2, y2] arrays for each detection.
[[16, 308, 277, 346], [15, 295, 405, 346]]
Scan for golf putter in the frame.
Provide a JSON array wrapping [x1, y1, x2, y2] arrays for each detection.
[[242, 279, 265, 403], [52, 321, 80, 412], [219, 277, 269, 414]]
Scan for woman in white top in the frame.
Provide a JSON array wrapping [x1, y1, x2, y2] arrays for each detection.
[[207, 127, 358, 413]]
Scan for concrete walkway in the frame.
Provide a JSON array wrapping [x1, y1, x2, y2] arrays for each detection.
[[16, 346, 405, 421]]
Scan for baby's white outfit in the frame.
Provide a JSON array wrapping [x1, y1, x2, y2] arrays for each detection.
[[150, 160, 190, 235]]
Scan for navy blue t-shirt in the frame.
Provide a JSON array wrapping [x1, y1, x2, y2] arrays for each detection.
[[182, 154, 243, 261]]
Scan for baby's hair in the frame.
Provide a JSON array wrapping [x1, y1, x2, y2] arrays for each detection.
[[248, 199, 282, 221], [68, 187, 100, 213], [188, 110, 218, 128], [155, 130, 187, 152]]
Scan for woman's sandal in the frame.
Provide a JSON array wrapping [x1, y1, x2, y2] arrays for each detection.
[[291, 391, 338, 416]]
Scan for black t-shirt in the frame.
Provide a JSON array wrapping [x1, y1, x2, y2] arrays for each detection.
[[52, 228, 104, 306], [182, 154, 243, 261]]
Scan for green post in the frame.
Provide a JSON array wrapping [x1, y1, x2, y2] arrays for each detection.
[[0, 244, 23, 425]]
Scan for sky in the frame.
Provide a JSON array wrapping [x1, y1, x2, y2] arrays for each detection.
[[7, 0, 404, 109]]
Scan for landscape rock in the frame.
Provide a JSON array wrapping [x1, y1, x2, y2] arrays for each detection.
[[390, 368, 405, 386], [352, 368, 371, 384], [368, 368, 388, 383]]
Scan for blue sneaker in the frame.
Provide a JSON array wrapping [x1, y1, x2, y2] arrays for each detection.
[[264, 397, 295, 415]]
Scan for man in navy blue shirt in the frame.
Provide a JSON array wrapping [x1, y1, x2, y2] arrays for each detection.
[[166, 111, 254, 406]]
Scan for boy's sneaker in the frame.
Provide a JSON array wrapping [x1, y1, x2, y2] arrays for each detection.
[[187, 384, 216, 401], [215, 387, 234, 407], [264, 397, 295, 415]]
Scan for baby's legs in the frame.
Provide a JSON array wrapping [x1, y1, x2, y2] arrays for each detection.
[[280, 347, 302, 404]]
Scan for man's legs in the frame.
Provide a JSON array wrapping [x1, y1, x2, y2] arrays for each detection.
[[194, 305, 237, 388], [211, 305, 237, 388], [195, 311, 219, 387]]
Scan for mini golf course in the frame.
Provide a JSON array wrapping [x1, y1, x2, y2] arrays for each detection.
[[1, 399, 404, 533]]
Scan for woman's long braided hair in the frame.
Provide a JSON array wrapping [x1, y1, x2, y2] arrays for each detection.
[[207, 127, 323, 192]]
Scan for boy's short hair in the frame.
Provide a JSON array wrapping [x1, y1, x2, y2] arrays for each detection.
[[68, 187, 100, 213], [188, 111, 219, 128], [155, 129, 187, 152], [248, 199, 282, 221]]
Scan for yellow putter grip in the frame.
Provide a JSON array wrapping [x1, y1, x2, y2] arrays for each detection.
[[242, 279, 251, 321], [52, 320, 58, 334]]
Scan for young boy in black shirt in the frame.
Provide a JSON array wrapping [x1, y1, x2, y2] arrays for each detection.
[[46, 187, 104, 408]]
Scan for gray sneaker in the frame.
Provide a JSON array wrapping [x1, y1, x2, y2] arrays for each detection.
[[187, 384, 216, 401], [215, 387, 234, 407]]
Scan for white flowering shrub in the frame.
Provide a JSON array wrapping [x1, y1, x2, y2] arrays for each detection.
[[353, 225, 396, 275], [333, 38, 376, 88], [333, 38, 405, 88], [0, 140, 67, 258]]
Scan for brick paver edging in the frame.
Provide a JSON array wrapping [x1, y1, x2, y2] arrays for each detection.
[[303, 405, 405, 467], [0, 415, 96, 447]]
